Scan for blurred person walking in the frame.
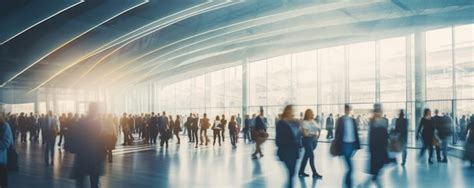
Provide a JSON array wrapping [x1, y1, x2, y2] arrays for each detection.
[[331, 104, 360, 188], [212, 116, 222, 146], [326, 114, 334, 139], [417, 108, 435, 164], [298, 109, 322, 178], [228, 116, 238, 148], [368, 103, 389, 186], [464, 116, 474, 167], [103, 114, 117, 163], [0, 114, 14, 188], [276, 105, 302, 188], [43, 111, 58, 166], [394, 110, 408, 166], [70, 103, 107, 188], [251, 108, 268, 159]]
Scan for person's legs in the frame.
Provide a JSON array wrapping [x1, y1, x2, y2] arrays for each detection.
[[428, 144, 434, 163], [175, 133, 180, 144], [90, 173, 100, 188], [0, 165, 8, 188], [435, 145, 441, 161], [213, 130, 217, 145], [284, 159, 297, 188], [200, 129, 204, 145], [221, 129, 225, 142], [204, 129, 209, 145], [342, 143, 354, 188], [299, 152, 309, 175], [188, 128, 193, 142], [401, 148, 407, 165], [58, 133, 63, 146], [217, 131, 221, 146], [441, 139, 448, 161]]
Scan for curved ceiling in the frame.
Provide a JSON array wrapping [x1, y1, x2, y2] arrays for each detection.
[[0, 0, 473, 91]]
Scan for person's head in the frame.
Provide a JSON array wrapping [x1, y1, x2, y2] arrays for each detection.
[[281, 105, 295, 119], [329, 113, 333, 117], [373, 103, 383, 118], [231, 115, 235, 122], [237, 114, 240, 117], [216, 116, 220, 121], [434, 109, 439, 115], [398, 109, 405, 119], [203, 113, 207, 118], [123, 113, 127, 117], [303, 109, 314, 121], [162, 111, 166, 116], [47, 110, 53, 117], [222, 114, 225, 119], [259, 107, 264, 116], [423, 108, 431, 118], [344, 104, 352, 116]]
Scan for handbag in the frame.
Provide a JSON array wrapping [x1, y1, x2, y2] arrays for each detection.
[[330, 140, 341, 156]]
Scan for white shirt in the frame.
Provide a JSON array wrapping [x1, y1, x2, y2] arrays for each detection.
[[342, 116, 355, 143], [302, 120, 320, 136]]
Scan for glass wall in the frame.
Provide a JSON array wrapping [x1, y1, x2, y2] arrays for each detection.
[[118, 24, 473, 147]]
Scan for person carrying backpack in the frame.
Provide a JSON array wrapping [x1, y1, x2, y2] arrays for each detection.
[[0, 114, 13, 188]]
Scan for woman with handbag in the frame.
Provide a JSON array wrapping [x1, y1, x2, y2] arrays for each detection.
[[417, 108, 435, 164], [212, 116, 222, 146], [0, 114, 13, 188], [298, 109, 322, 178], [251, 108, 268, 159], [228, 116, 238, 148], [276, 105, 302, 188]]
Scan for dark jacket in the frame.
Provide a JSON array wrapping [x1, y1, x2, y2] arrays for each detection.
[[334, 116, 361, 151], [275, 119, 301, 162], [417, 118, 435, 145], [394, 118, 408, 144], [72, 116, 106, 177]]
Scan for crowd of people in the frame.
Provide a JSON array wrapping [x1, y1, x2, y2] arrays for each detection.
[[0, 103, 473, 188]]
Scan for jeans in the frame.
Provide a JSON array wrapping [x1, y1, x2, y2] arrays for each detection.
[[229, 132, 236, 147], [401, 148, 407, 164], [342, 142, 355, 188], [213, 130, 221, 145], [299, 137, 317, 175], [243, 130, 251, 142], [436, 138, 448, 161], [420, 143, 434, 162], [283, 158, 297, 188], [326, 129, 333, 139], [45, 139, 56, 165]]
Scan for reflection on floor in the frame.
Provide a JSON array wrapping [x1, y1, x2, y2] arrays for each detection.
[[10, 136, 474, 188]]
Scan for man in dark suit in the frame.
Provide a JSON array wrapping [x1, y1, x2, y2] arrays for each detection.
[[158, 112, 169, 147], [186, 113, 193, 142], [326, 114, 334, 139], [148, 112, 158, 144], [334, 104, 360, 188], [43, 111, 58, 166]]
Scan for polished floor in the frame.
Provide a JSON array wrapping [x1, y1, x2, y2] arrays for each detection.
[[9, 134, 474, 188]]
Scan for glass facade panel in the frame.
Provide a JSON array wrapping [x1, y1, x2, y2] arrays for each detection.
[[319, 46, 345, 105], [426, 28, 453, 100], [349, 42, 376, 103], [380, 37, 406, 102]]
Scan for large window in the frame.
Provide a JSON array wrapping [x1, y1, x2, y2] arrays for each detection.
[[426, 28, 453, 100], [380, 37, 406, 102], [249, 60, 267, 106], [349, 42, 376, 103], [267, 55, 292, 105], [319, 46, 345, 105], [454, 24, 474, 100]]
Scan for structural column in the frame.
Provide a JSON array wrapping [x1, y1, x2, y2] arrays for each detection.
[[34, 90, 40, 114], [375, 41, 381, 103], [316, 50, 322, 115], [45, 88, 51, 113], [451, 26, 457, 123], [414, 32, 427, 128], [405, 35, 414, 129], [344, 45, 350, 103], [242, 57, 249, 116]]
